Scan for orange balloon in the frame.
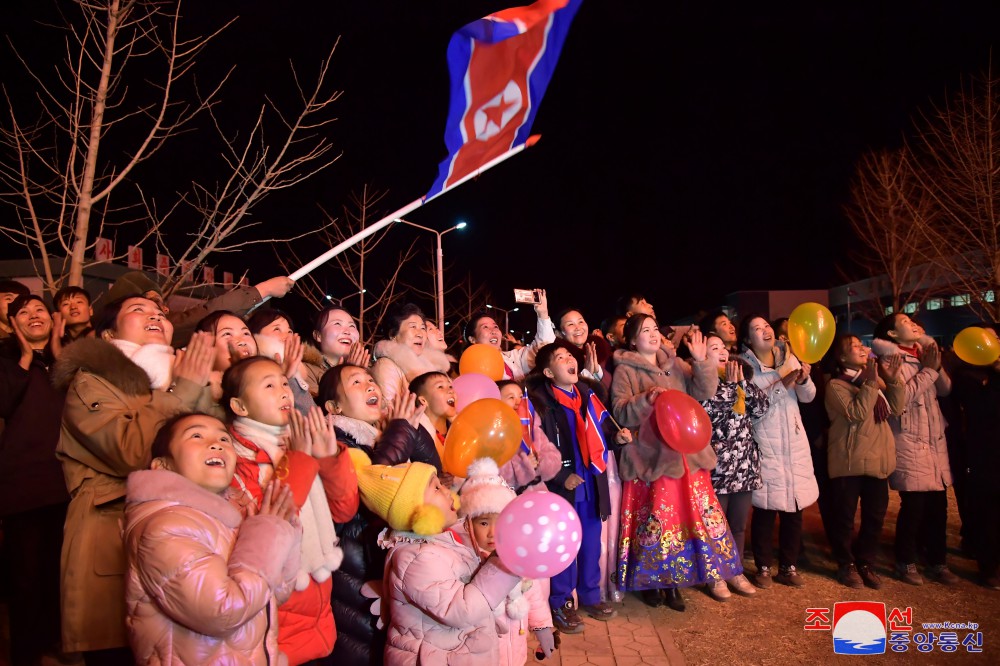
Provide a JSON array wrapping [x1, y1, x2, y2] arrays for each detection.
[[953, 326, 1000, 366], [459, 343, 505, 380], [787, 302, 837, 364], [442, 398, 521, 477]]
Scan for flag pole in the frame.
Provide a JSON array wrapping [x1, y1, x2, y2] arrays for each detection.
[[288, 135, 541, 282]]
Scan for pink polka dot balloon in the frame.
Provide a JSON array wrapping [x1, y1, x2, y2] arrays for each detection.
[[495, 491, 581, 578]]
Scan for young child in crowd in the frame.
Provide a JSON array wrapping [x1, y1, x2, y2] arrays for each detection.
[[408, 370, 457, 461], [527, 341, 632, 632], [496, 379, 561, 492], [222, 356, 359, 665], [350, 451, 524, 664], [123, 412, 301, 665], [459, 457, 557, 664]]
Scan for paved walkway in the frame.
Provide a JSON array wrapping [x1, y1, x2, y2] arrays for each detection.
[[527, 594, 686, 665]]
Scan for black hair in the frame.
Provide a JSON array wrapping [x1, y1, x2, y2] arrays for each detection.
[[220, 356, 283, 419], [150, 412, 220, 461], [195, 310, 241, 337], [770, 316, 789, 333], [0, 280, 30, 298], [622, 312, 657, 349], [829, 334, 863, 375], [496, 379, 523, 392], [464, 311, 495, 343], [93, 295, 160, 337], [53, 285, 92, 308], [381, 302, 426, 340], [532, 339, 579, 374], [600, 315, 625, 337], [615, 292, 646, 318], [873, 313, 903, 342], [736, 311, 770, 353], [409, 370, 450, 396], [317, 363, 357, 409], [313, 304, 355, 337], [8, 293, 47, 319], [245, 308, 294, 335], [554, 307, 585, 333], [697, 310, 729, 337]]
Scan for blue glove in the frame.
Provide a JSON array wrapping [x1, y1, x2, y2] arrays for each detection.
[[533, 627, 556, 659]]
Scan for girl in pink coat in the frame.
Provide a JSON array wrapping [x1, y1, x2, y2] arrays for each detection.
[[124, 413, 301, 665], [350, 450, 523, 665], [459, 457, 557, 664]]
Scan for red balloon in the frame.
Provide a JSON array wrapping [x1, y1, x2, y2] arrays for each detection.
[[652, 390, 712, 454]]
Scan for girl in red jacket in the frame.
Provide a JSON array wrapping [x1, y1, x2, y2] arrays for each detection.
[[222, 356, 360, 665]]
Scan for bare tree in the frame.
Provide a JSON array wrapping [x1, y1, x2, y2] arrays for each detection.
[[843, 147, 940, 320], [278, 186, 417, 345], [907, 69, 1000, 321], [0, 0, 341, 295]]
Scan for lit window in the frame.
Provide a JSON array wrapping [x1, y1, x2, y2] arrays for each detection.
[[884, 305, 894, 315], [925, 298, 943, 311], [903, 302, 917, 314], [985, 290, 996, 303], [950, 294, 971, 307]]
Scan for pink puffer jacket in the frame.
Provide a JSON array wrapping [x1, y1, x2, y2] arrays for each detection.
[[124, 470, 300, 665], [381, 528, 521, 665]]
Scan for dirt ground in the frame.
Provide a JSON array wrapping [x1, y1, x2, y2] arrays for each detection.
[[661, 488, 999, 665]]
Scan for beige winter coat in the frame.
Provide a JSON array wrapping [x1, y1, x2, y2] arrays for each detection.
[[52, 338, 213, 652], [825, 377, 905, 479]]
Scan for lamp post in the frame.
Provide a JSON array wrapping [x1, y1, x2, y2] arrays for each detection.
[[324, 288, 366, 304], [396, 218, 467, 330], [485, 304, 519, 338]]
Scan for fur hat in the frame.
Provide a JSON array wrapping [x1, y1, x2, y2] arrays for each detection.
[[458, 457, 516, 520], [348, 448, 446, 535]]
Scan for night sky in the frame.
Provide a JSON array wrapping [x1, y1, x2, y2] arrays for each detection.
[[4, 1, 1000, 332]]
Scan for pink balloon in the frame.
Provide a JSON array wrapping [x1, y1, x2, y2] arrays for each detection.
[[452, 373, 501, 413], [495, 492, 582, 578]]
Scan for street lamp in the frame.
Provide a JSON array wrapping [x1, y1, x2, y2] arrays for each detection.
[[396, 218, 467, 329], [485, 303, 519, 338], [325, 288, 366, 304]]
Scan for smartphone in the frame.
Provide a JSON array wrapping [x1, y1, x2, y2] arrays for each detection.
[[514, 288, 541, 304]]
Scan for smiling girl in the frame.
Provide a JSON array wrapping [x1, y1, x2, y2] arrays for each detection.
[[222, 356, 359, 664], [124, 413, 300, 665]]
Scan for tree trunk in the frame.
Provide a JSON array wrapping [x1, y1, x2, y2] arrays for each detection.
[[68, 0, 120, 287]]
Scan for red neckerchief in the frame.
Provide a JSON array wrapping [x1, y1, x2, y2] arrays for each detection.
[[229, 428, 278, 507], [897, 344, 920, 357], [447, 527, 464, 544], [551, 385, 606, 471]]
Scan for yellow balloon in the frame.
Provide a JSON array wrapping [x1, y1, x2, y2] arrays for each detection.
[[442, 398, 521, 477], [787, 302, 837, 364], [953, 326, 1000, 366], [459, 343, 505, 380]]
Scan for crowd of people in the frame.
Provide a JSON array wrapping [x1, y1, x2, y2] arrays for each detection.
[[0, 272, 997, 666]]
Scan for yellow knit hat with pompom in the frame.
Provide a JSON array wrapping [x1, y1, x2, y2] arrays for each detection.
[[348, 448, 446, 535]]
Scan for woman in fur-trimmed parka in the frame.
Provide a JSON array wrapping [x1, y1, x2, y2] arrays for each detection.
[[52, 298, 217, 655]]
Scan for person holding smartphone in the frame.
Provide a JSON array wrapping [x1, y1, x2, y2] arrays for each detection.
[[464, 289, 554, 380]]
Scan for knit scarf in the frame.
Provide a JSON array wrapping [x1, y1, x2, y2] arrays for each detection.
[[718, 367, 746, 415], [552, 385, 609, 474], [231, 417, 343, 590], [838, 368, 891, 424], [110, 339, 174, 390]]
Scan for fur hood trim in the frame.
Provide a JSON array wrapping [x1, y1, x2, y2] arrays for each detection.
[[51, 337, 153, 396], [301, 342, 326, 367], [372, 339, 451, 380], [126, 469, 242, 528]]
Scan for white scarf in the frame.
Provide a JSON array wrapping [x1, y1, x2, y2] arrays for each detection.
[[231, 417, 343, 590], [110, 339, 174, 390]]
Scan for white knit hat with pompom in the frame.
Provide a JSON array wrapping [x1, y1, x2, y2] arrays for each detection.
[[458, 457, 516, 519]]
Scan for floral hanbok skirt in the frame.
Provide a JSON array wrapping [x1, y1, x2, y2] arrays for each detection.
[[617, 461, 742, 590]]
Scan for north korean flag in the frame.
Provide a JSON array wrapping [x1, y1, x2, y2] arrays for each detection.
[[425, 0, 583, 199]]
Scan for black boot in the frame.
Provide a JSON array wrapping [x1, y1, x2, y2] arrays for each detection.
[[665, 588, 685, 612], [641, 589, 664, 608]]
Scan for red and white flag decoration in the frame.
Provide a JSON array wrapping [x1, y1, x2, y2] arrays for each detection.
[[127, 246, 143, 270], [156, 254, 170, 277], [95, 238, 113, 263]]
